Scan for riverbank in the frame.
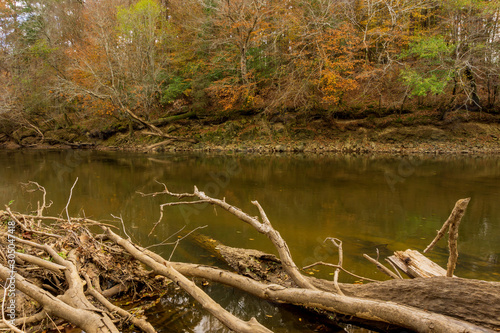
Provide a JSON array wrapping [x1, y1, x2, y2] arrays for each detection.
[[1, 108, 499, 154]]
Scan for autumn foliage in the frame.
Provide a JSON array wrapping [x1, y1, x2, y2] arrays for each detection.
[[0, 0, 499, 124]]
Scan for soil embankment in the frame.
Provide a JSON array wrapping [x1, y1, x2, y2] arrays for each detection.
[[1, 109, 499, 154]]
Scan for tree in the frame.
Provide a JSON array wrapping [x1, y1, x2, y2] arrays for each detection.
[[59, 0, 172, 121], [397, 0, 500, 111]]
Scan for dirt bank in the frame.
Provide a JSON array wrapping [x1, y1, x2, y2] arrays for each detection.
[[1, 109, 499, 154]]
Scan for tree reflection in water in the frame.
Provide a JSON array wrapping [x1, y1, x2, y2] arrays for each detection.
[[147, 282, 350, 332]]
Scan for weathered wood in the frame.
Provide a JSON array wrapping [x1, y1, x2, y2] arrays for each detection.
[[424, 198, 471, 254], [3, 190, 497, 333], [363, 253, 401, 279], [167, 261, 499, 332], [387, 249, 452, 278], [105, 228, 273, 333], [188, 243, 500, 331]]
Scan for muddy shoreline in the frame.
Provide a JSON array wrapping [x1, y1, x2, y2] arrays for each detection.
[[1, 110, 499, 155], [2, 132, 499, 156]]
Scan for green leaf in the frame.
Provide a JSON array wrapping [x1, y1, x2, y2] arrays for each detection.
[[400, 69, 451, 96], [402, 36, 454, 60]]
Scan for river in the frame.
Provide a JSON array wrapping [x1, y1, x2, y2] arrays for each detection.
[[1, 150, 499, 332]]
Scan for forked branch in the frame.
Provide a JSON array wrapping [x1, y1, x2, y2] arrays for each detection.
[[424, 198, 471, 277], [146, 185, 317, 290]]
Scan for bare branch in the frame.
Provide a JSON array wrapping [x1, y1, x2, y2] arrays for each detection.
[[424, 198, 470, 253], [64, 178, 79, 224], [105, 228, 273, 333], [167, 186, 318, 290], [363, 254, 401, 280], [302, 262, 379, 283], [324, 238, 345, 295], [111, 214, 130, 241]]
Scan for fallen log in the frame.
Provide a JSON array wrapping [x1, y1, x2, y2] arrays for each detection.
[[387, 249, 452, 278], [185, 235, 500, 331], [382, 198, 469, 279], [165, 262, 498, 332], [151, 111, 196, 127], [1, 186, 499, 333], [141, 186, 499, 332], [104, 228, 273, 333]]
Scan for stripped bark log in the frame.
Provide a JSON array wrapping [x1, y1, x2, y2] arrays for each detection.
[[0, 264, 118, 333], [104, 228, 273, 333], [2, 189, 498, 333], [141, 185, 317, 290], [182, 236, 500, 331], [163, 261, 498, 332], [387, 249, 453, 278], [102, 228, 499, 332]]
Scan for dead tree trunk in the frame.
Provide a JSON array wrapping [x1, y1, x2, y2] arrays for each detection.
[[1, 188, 498, 333], [104, 228, 273, 333], [137, 187, 498, 332], [0, 265, 119, 333]]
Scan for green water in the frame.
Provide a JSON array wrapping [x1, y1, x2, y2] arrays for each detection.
[[1, 150, 499, 332]]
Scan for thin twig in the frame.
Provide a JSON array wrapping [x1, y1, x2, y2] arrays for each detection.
[[302, 262, 379, 283], [384, 258, 403, 279], [45, 313, 62, 333], [148, 200, 210, 236], [324, 238, 345, 295], [158, 200, 210, 207], [168, 226, 208, 261], [5, 208, 62, 239], [147, 225, 187, 248], [147, 225, 208, 249], [21, 181, 52, 219], [10, 213, 117, 229], [111, 214, 130, 241], [65, 178, 79, 224], [363, 254, 401, 279]]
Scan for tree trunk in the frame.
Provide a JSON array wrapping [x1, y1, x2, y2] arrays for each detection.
[[240, 46, 249, 84]]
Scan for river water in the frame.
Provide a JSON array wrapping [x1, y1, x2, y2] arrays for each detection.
[[1, 150, 499, 332]]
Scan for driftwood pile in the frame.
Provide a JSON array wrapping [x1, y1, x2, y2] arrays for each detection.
[[1, 183, 499, 333]]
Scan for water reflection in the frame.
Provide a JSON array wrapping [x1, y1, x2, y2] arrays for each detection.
[[0, 150, 499, 331], [148, 282, 345, 332]]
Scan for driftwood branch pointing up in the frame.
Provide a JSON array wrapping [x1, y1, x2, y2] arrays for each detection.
[[148, 184, 317, 290], [424, 198, 470, 254], [423, 197, 471, 277]]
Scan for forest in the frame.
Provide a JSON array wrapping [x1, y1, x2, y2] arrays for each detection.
[[0, 0, 499, 139]]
